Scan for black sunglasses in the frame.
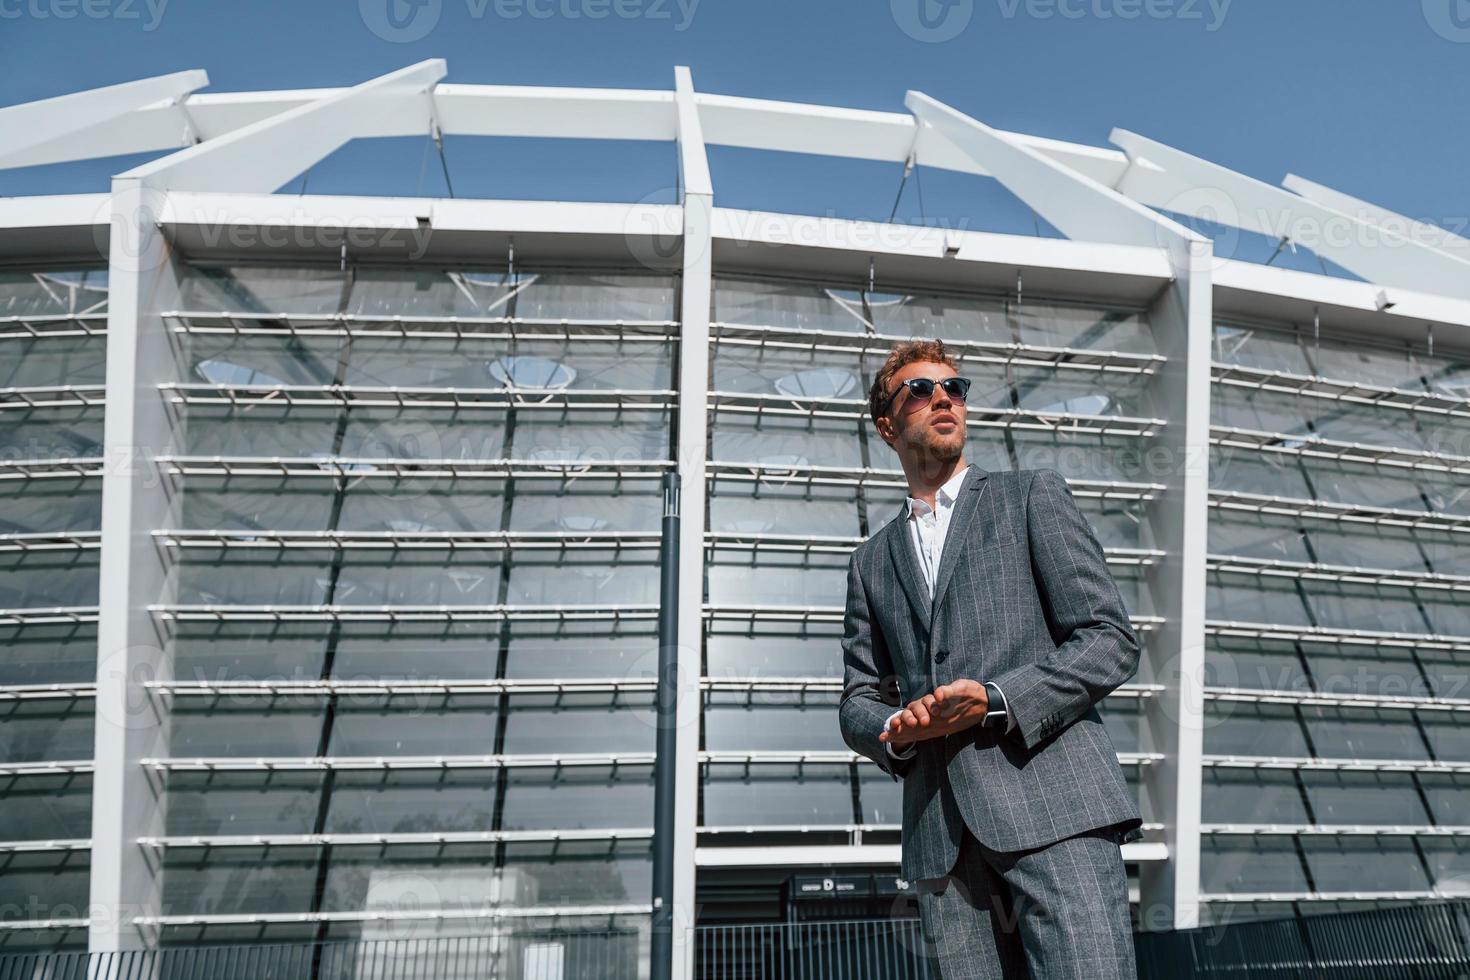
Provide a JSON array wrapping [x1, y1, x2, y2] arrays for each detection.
[[878, 376, 971, 417]]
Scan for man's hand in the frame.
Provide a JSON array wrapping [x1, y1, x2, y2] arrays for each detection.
[[879, 680, 990, 747]]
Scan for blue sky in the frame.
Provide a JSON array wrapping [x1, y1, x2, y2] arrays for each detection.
[[2, 0, 1467, 262]]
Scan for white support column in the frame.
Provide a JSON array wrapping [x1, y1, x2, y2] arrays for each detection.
[[671, 64, 712, 980], [1136, 238, 1211, 932], [118, 60, 446, 193], [903, 91, 1210, 929], [1111, 129, 1470, 302], [90, 177, 190, 952], [0, 70, 208, 168]]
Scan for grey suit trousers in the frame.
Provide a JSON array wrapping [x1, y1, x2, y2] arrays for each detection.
[[913, 823, 1137, 980]]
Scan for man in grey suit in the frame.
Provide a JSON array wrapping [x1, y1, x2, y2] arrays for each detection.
[[838, 338, 1142, 978]]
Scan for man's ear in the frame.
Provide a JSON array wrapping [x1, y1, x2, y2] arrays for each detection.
[[874, 416, 895, 447]]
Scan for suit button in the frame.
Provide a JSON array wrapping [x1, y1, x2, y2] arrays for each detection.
[[933, 650, 948, 663]]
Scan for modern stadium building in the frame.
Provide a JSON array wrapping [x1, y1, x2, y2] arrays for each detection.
[[1, 61, 1468, 978]]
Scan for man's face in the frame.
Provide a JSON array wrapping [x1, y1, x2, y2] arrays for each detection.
[[877, 359, 967, 466]]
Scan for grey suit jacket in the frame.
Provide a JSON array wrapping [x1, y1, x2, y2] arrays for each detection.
[[838, 464, 1144, 881]]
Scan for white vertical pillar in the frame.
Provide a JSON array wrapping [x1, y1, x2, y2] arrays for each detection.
[[1135, 237, 1212, 931], [90, 176, 186, 952], [671, 65, 712, 980]]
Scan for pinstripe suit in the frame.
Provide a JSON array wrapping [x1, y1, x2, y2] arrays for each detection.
[[838, 464, 1142, 978]]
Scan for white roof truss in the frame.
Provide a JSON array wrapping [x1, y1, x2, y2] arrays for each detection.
[[1111, 128, 1470, 301], [3, 64, 1467, 306], [120, 60, 446, 193], [0, 69, 207, 169], [1282, 172, 1470, 258], [906, 91, 1202, 257]]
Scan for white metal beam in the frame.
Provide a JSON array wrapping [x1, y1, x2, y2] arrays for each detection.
[[1282, 173, 1470, 258], [1111, 129, 1470, 301], [673, 67, 713, 200], [118, 61, 446, 193], [0, 79, 1133, 182], [905, 92, 1202, 257], [671, 64, 712, 980], [0, 70, 207, 168]]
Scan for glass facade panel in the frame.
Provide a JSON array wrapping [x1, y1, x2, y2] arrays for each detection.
[[1205, 312, 1470, 912], [867, 289, 1009, 343], [0, 625, 97, 686], [0, 268, 106, 931], [1422, 774, 1470, 824], [1300, 706, 1428, 761], [713, 279, 870, 333], [1300, 837, 1429, 892], [1307, 644, 1429, 699], [1203, 703, 1309, 757], [1213, 323, 1313, 375], [1299, 770, 1428, 824], [1201, 769, 1308, 824], [1208, 639, 1309, 693], [0, 699, 94, 763], [1201, 837, 1309, 893], [702, 763, 853, 827], [703, 693, 846, 753], [3, 772, 93, 841]]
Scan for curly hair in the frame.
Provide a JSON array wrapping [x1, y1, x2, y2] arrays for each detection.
[[868, 338, 961, 425]]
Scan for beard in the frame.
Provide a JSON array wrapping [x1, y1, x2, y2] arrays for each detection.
[[903, 425, 965, 473]]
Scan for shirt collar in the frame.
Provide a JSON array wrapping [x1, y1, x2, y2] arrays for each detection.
[[904, 465, 971, 520]]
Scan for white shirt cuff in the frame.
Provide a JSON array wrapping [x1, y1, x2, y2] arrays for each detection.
[[883, 709, 917, 760]]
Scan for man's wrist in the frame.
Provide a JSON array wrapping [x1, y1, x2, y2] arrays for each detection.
[[982, 681, 1016, 733], [883, 709, 918, 759]]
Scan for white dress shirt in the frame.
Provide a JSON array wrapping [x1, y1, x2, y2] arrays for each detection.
[[884, 465, 1015, 760]]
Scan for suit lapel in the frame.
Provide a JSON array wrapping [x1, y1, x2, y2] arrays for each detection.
[[884, 463, 990, 635], [930, 465, 989, 618], [886, 501, 932, 634]]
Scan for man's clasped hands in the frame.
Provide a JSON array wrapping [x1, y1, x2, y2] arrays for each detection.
[[877, 678, 993, 748]]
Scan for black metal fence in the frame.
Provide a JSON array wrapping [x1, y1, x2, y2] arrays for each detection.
[[0, 929, 642, 980], [1134, 899, 1470, 980], [692, 918, 933, 980], [10, 902, 1470, 980]]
